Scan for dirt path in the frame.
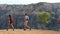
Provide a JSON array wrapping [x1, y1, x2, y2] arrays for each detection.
[[0, 29, 60, 34]]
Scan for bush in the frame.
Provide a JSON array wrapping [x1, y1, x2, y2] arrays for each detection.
[[37, 12, 51, 23]]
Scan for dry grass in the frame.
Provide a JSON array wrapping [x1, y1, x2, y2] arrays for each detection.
[[0, 29, 60, 34]]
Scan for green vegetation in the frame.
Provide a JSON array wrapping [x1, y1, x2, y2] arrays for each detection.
[[37, 12, 51, 23]]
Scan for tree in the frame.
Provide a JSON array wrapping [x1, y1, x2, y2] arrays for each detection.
[[37, 12, 51, 23], [37, 12, 51, 29]]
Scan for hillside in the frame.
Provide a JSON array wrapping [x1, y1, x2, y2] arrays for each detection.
[[0, 2, 60, 31]]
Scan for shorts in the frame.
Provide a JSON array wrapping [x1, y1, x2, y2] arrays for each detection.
[[24, 19, 28, 22]]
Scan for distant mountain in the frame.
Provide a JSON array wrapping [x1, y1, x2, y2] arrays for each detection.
[[0, 2, 60, 15]]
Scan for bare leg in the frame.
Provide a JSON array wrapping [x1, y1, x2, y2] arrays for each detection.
[[26, 21, 31, 30], [26, 25, 30, 29], [26, 24, 31, 30], [7, 25, 10, 31], [24, 23, 27, 30], [11, 24, 14, 31]]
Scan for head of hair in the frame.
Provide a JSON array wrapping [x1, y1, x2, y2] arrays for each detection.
[[25, 13, 27, 15], [9, 14, 11, 17]]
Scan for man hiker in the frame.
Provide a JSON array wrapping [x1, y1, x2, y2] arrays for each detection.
[[24, 13, 31, 30], [7, 15, 14, 31]]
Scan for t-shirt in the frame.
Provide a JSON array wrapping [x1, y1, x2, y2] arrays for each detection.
[[9, 18, 14, 23], [25, 15, 29, 20]]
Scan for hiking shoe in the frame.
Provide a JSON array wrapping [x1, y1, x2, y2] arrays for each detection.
[[29, 28, 31, 30]]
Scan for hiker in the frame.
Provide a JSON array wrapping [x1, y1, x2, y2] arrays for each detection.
[[24, 13, 31, 30], [7, 15, 14, 31]]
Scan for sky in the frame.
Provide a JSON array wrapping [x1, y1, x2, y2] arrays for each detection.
[[0, 0, 60, 5]]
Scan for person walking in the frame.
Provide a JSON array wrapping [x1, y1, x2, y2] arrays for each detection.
[[24, 13, 31, 30], [7, 15, 14, 31]]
